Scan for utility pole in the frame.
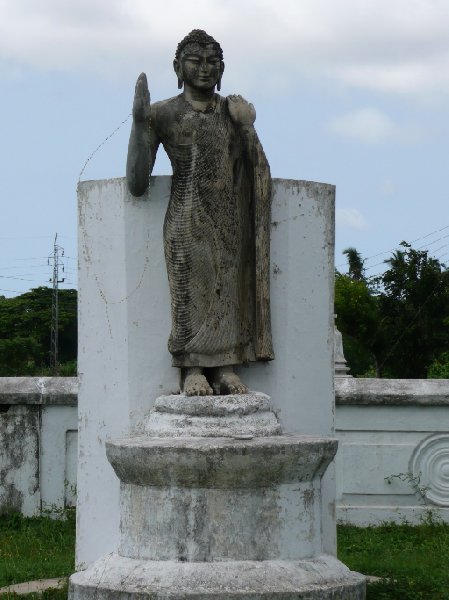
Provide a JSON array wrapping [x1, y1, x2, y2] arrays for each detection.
[[48, 233, 65, 374]]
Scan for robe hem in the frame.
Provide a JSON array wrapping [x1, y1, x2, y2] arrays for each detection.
[[171, 349, 256, 368]]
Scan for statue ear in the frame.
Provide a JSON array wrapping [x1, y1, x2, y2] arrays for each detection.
[[173, 59, 183, 89], [217, 62, 225, 92]]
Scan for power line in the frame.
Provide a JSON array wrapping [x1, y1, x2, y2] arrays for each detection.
[[0, 235, 53, 241], [78, 112, 131, 182], [410, 224, 449, 245], [14, 256, 52, 261], [416, 233, 449, 251], [0, 275, 36, 282], [336, 223, 449, 270]]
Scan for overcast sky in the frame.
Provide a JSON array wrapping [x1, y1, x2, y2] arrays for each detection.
[[1, 0, 449, 296]]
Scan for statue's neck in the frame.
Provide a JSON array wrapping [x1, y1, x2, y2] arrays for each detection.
[[183, 85, 216, 111]]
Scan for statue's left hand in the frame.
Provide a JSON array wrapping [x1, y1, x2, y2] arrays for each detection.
[[227, 95, 256, 128]]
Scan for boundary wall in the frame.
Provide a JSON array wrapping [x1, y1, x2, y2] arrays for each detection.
[[1, 376, 448, 524]]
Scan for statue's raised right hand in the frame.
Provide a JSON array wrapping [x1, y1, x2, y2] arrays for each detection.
[[132, 73, 151, 124]]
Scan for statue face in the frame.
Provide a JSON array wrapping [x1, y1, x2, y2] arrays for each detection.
[[177, 43, 223, 91]]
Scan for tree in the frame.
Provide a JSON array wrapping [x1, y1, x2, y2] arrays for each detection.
[[336, 242, 449, 378], [0, 287, 77, 376], [427, 351, 449, 378], [373, 243, 449, 378], [335, 273, 380, 376], [343, 247, 365, 281]]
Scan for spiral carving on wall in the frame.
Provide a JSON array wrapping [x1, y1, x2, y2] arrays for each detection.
[[410, 434, 449, 507]]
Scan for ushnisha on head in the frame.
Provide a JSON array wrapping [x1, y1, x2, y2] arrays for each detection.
[[173, 29, 225, 92]]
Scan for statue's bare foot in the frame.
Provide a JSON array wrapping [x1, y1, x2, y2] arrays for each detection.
[[216, 368, 249, 395], [184, 370, 213, 396]]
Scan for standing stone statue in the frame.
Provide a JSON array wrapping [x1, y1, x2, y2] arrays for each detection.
[[126, 29, 274, 396]]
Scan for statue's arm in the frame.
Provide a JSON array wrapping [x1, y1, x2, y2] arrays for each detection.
[[227, 94, 259, 159], [228, 95, 273, 360], [126, 73, 160, 197]]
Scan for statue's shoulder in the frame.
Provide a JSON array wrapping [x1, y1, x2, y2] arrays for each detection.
[[150, 96, 183, 134], [151, 95, 182, 117]]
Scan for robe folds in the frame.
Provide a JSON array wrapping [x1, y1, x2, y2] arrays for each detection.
[[151, 94, 274, 368]]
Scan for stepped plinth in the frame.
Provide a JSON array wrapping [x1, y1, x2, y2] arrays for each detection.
[[69, 393, 365, 599]]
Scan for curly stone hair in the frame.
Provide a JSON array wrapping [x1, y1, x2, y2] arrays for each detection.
[[175, 29, 223, 61]]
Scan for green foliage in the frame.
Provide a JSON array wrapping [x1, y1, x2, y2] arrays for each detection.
[[342, 246, 365, 281], [336, 242, 449, 378], [0, 337, 42, 376], [0, 512, 75, 589], [0, 287, 77, 376], [427, 351, 449, 378], [384, 472, 429, 505], [335, 274, 380, 376], [338, 521, 449, 599]]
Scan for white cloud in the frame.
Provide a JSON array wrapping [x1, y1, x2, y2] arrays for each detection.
[[1, 0, 449, 99], [336, 208, 368, 230], [327, 108, 398, 144]]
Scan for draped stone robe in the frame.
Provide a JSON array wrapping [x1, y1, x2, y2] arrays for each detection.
[[150, 94, 274, 368]]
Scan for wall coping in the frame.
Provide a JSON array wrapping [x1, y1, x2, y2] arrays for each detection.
[[0, 377, 78, 406], [1, 377, 448, 407], [336, 377, 449, 406]]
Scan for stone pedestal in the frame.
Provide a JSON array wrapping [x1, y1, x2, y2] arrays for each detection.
[[70, 395, 365, 599]]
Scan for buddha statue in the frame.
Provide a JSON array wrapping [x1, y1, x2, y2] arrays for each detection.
[[127, 29, 273, 396]]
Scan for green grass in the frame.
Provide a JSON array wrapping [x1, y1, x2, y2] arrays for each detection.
[[1, 511, 449, 599], [0, 510, 75, 599], [338, 517, 449, 599]]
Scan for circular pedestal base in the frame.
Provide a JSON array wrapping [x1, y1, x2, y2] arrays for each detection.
[[144, 392, 281, 437], [69, 553, 365, 599]]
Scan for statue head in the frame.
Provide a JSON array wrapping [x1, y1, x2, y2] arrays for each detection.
[[174, 29, 225, 91]]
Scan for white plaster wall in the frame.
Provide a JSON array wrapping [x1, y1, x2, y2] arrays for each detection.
[[76, 177, 336, 567], [242, 179, 336, 555], [77, 177, 179, 568], [335, 378, 449, 524], [241, 179, 335, 437], [40, 405, 78, 509]]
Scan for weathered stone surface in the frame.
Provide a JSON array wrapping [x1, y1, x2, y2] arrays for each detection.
[[143, 392, 281, 437], [0, 384, 78, 516], [0, 405, 40, 515], [106, 435, 337, 488], [336, 377, 449, 405], [106, 435, 340, 566], [334, 324, 351, 378], [0, 377, 77, 406], [154, 392, 272, 416], [69, 553, 365, 599], [118, 481, 321, 561]]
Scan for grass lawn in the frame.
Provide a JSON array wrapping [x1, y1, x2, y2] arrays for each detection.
[[1, 511, 448, 598], [338, 516, 449, 599], [0, 511, 75, 599]]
